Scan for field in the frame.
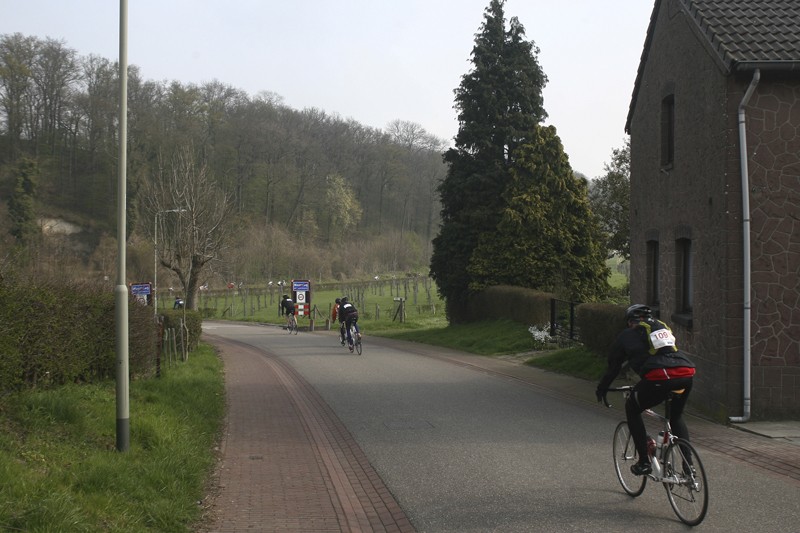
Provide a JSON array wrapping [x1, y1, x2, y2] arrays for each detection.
[[193, 278, 449, 334]]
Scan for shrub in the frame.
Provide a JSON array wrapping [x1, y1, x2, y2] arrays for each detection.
[[575, 302, 626, 356], [465, 285, 554, 325], [0, 277, 158, 394], [160, 309, 202, 352]]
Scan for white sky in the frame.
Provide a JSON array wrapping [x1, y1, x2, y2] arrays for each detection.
[[2, 0, 654, 179]]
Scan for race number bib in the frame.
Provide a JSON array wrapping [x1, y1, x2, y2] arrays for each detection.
[[650, 328, 676, 350]]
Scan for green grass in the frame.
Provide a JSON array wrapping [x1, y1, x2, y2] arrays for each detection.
[[0, 344, 224, 532], [523, 346, 607, 381], [376, 319, 537, 355], [372, 319, 607, 381]]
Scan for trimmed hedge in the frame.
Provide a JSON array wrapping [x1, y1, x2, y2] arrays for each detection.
[[0, 279, 158, 394], [465, 285, 554, 326], [575, 302, 627, 355], [465, 285, 628, 357]]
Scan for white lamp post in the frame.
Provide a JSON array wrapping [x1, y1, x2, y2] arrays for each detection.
[[153, 208, 185, 317]]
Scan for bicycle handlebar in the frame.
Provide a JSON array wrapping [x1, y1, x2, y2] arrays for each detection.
[[599, 385, 634, 408]]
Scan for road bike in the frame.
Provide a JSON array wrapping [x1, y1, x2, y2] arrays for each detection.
[[287, 313, 298, 335], [604, 386, 709, 526], [347, 322, 362, 355]]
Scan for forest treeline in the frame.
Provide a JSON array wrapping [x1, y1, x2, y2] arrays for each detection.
[[0, 32, 448, 286]]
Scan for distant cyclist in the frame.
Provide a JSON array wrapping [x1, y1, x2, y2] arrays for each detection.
[[332, 297, 346, 345], [596, 304, 696, 476], [339, 296, 359, 350], [280, 294, 296, 330]]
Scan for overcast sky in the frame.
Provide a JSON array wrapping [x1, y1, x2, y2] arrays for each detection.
[[2, 0, 654, 178]]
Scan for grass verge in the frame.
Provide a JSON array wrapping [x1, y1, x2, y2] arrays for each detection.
[[0, 344, 224, 532], [523, 346, 607, 381], [371, 318, 607, 382], [375, 318, 536, 355]]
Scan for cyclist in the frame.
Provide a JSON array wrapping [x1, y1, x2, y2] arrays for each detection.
[[332, 297, 346, 345], [596, 304, 696, 476], [280, 294, 296, 330], [339, 296, 359, 351]]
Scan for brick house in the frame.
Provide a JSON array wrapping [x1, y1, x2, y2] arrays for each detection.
[[626, 0, 800, 420]]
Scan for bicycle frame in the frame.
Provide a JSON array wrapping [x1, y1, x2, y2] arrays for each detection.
[[606, 385, 708, 525]]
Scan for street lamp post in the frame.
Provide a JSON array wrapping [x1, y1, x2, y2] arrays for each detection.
[[154, 209, 185, 317]]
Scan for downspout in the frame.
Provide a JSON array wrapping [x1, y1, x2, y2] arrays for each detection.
[[730, 68, 760, 423]]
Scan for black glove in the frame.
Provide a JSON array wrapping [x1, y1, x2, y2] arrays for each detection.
[[595, 387, 606, 404]]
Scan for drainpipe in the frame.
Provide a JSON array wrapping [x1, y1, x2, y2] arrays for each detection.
[[730, 68, 760, 424]]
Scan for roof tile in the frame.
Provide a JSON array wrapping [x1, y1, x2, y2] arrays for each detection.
[[685, 0, 800, 65]]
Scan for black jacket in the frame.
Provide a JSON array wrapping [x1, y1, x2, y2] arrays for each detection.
[[340, 302, 358, 319], [598, 319, 694, 391]]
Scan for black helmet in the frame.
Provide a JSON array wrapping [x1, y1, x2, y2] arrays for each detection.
[[282, 294, 289, 299], [341, 296, 349, 303], [626, 304, 652, 322], [335, 298, 341, 304]]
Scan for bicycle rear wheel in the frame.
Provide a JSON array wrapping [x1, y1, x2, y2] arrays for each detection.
[[292, 317, 298, 335], [355, 331, 362, 355], [612, 421, 647, 496], [663, 438, 708, 526]]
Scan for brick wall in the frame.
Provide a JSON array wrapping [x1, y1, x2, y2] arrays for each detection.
[[627, 6, 800, 419], [740, 81, 800, 418]]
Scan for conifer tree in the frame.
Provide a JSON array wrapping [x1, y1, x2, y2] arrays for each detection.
[[431, 0, 547, 321], [431, 0, 608, 320], [467, 126, 610, 301]]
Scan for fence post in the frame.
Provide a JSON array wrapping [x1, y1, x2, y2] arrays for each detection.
[[550, 298, 556, 336], [569, 301, 576, 339]]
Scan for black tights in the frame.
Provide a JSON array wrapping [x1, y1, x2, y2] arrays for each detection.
[[625, 377, 693, 462]]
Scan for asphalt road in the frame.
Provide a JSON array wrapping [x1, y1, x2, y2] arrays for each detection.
[[204, 322, 800, 532]]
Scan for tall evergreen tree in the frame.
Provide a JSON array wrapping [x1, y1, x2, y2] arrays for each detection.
[[431, 0, 608, 320], [430, 0, 547, 321], [467, 126, 610, 301]]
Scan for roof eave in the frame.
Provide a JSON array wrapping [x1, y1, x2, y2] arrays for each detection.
[[733, 60, 800, 73]]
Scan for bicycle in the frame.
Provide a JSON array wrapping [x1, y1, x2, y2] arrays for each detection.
[[604, 385, 709, 526], [287, 313, 298, 335], [347, 322, 362, 355]]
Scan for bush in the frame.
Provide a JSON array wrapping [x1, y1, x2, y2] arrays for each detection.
[[465, 285, 554, 325], [160, 309, 202, 352], [0, 277, 158, 394], [575, 302, 626, 355]]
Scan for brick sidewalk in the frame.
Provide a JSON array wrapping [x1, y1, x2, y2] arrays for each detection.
[[201, 334, 415, 533]]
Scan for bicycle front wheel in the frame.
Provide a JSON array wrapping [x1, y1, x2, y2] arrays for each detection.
[[663, 438, 708, 526], [612, 421, 647, 496]]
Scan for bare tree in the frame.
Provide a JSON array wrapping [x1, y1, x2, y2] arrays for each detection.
[[146, 147, 234, 310]]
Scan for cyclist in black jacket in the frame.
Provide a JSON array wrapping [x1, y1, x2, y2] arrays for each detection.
[[596, 304, 696, 476], [339, 297, 359, 350], [280, 295, 295, 329]]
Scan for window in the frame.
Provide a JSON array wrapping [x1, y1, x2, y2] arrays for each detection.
[[646, 240, 660, 309], [673, 238, 693, 327], [660, 95, 675, 169]]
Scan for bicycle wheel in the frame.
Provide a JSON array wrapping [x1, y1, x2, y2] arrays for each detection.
[[292, 317, 298, 335], [663, 438, 708, 526], [612, 421, 647, 496], [355, 331, 362, 355]]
